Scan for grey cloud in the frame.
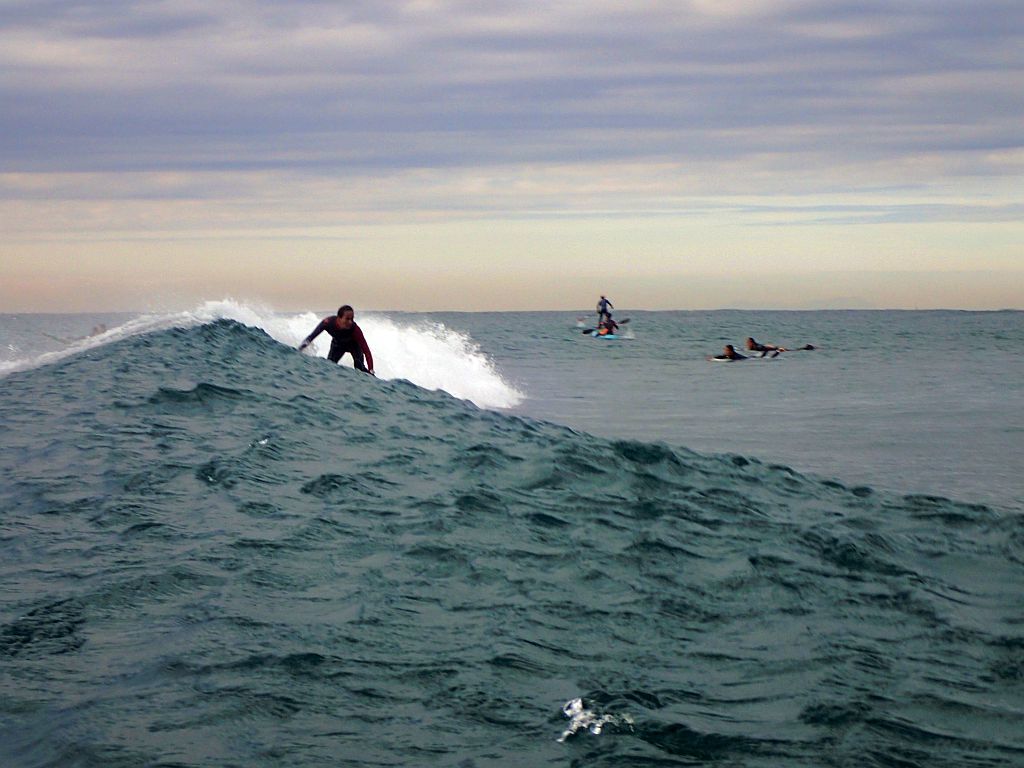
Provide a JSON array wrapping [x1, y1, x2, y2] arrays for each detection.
[[1, 0, 217, 38], [734, 201, 1024, 226], [0, 1, 1021, 201]]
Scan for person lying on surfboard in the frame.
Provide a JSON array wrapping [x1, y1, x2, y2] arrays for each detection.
[[745, 337, 781, 357], [709, 344, 748, 361], [299, 305, 375, 375], [745, 337, 815, 356]]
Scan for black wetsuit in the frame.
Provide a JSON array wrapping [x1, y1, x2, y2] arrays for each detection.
[[303, 317, 373, 371], [712, 348, 747, 360]]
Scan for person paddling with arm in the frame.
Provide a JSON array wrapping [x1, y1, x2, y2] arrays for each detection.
[[299, 305, 375, 375], [745, 336, 815, 355], [745, 337, 781, 358]]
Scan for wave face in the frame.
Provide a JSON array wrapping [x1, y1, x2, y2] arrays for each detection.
[[1, 319, 1022, 767], [0, 300, 523, 409]]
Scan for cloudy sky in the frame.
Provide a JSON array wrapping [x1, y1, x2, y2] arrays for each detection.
[[1, 0, 1021, 311]]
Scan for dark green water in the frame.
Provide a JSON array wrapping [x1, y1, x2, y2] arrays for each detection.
[[2, 319, 1023, 767]]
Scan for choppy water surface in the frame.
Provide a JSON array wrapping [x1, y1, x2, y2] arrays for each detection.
[[482, 309, 1023, 511], [1, 306, 1022, 767]]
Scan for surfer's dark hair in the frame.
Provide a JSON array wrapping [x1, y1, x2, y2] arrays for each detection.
[[337, 305, 353, 316]]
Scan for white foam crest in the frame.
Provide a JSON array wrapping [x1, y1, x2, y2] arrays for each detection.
[[1, 310, 194, 378], [0, 299, 268, 378], [557, 697, 634, 743], [1, 299, 525, 410], [217, 302, 524, 408], [358, 316, 524, 409]]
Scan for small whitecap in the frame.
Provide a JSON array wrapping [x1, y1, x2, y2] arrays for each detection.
[[557, 697, 629, 743]]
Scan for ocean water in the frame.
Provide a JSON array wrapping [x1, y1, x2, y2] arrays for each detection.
[[1, 302, 1022, 767]]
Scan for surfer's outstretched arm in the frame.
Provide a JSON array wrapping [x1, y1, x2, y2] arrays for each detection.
[[299, 318, 328, 350]]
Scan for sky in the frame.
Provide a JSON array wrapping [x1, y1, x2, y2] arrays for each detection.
[[1, 0, 1022, 312]]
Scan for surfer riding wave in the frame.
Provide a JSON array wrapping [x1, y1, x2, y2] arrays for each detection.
[[299, 305, 375, 375]]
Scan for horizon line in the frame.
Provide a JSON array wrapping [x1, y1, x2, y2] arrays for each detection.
[[3, 307, 1021, 316]]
